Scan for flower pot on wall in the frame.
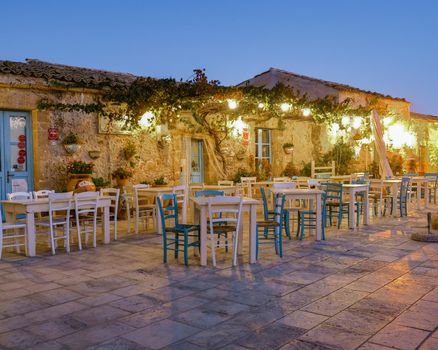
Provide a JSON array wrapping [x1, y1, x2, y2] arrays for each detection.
[[88, 150, 101, 159], [64, 144, 81, 155], [283, 147, 294, 154], [116, 177, 129, 188], [67, 173, 94, 192]]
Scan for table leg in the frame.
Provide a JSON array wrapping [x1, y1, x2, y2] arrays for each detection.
[[392, 183, 398, 217], [315, 194, 322, 241], [200, 206, 207, 266], [249, 204, 257, 263], [103, 205, 110, 244], [425, 183, 430, 209], [364, 188, 369, 225], [349, 188, 355, 229], [237, 210, 244, 255], [26, 212, 36, 257], [156, 201, 162, 234]]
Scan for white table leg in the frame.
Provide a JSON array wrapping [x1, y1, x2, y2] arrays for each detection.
[[200, 206, 207, 266], [315, 194, 322, 240], [425, 182, 430, 209], [392, 183, 398, 217], [364, 187, 369, 225], [103, 205, 110, 244], [26, 212, 36, 257], [237, 209, 244, 256], [349, 188, 355, 229], [249, 204, 257, 263]]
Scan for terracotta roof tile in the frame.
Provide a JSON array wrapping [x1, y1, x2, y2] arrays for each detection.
[[0, 58, 138, 88]]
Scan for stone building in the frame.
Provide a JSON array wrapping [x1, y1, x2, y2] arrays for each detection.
[[0, 59, 436, 197]]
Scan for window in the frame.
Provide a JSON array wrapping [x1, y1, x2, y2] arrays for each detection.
[[255, 128, 272, 167]]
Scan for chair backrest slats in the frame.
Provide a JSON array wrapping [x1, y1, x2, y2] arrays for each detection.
[[195, 190, 224, 197]]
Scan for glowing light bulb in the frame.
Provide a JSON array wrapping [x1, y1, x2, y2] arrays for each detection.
[[352, 117, 362, 129], [139, 111, 154, 128], [258, 103, 265, 109], [341, 116, 350, 127], [227, 99, 238, 110], [302, 108, 311, 117], [280, 103, 291, 112]]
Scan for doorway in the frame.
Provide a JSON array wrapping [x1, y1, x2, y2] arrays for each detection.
[[190, 139, 204, 183], [0, 111, 34, 199]]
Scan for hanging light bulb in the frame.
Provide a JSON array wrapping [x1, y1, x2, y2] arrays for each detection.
[[139, 111, 154, 128], [227, 99, 238, 110], [280, 103, 291, 112], [302, 108, 311, 117], [341, 116, 350, 127], [352, 117, 362, 129]]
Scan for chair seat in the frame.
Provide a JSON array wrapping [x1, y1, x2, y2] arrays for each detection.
[[168, 224, 199, 233], [257, 220, 280, 227], [209, 224, 236, 233]]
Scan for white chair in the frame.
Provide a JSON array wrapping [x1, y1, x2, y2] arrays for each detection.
[[207, 196, 243, 267], [218, 180, 234, 186], [0, 206, 27, 259], [307, 179, 320, 189], [272, 182, 298, 231], [7, 192, 32, 200], [133, 184, 156, 234], [75, 192, 99, 250], [369, 179, 385, 216], [240, 177, 257, 197], [100, 188, 120, 240], [172, 185, 187, 224], [37, 192, 73, 255], [33, 190, 54, 199]]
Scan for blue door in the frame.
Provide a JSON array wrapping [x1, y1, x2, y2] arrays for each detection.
[[190, 139, 204, 183], [0, 111, 34, 198]]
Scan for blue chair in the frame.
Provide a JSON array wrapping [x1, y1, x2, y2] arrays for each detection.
[[320, 182, 361, 228], [383, 177, 410, 217], [256, 193, 285, 259], [157, 194, 200, 266], [260, 187, 291, 239], [195, 190, 224, 197], [296, 192, 327, 240], [425, 173, 438, 204]]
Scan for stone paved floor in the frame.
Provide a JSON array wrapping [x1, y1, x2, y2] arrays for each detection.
[[1, 206, 438, 349]]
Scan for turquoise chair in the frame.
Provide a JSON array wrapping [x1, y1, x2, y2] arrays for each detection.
[[256, 193, 285, 259], [260, 187, 291, 239], [425, 173, 438, 204], [157, 194, 200, 266], [195, 190, 224, 197], [384, 177, 410, 217], [296, 192, 327, 240]]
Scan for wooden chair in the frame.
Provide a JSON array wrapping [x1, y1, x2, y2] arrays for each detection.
[[207, 196, 243, 267], [100, 188, 120, 240], [75, 192, 99, 250], [0, 206, 27, 259]]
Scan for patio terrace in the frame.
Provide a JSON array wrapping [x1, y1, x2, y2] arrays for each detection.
[[0, 208, 438, 350]]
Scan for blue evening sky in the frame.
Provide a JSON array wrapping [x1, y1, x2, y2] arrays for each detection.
[[1, 0, 437, 114]]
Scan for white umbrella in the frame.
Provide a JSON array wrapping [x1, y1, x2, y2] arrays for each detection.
[[370, 110, 393, 178]]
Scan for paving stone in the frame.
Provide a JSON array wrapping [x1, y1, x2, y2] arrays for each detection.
[[88, 336, 151, 349], [26, 316, 87, 341], [302, 288, 368, 316], [369, 323, 429, 350], [280, 340, 336, 349], [393, 300, 438, 331], [24, 301, 88, 323], [357, 343, 394, 349], [279, 310, 328, 330], [325, 309, 393, 335], [237, 323, 306, 349], [299, 324, 370, 350], [72, 305, 132, 326], [120, 307, 173, 328], [419, 336, 438, 350], [27, 340, 69, 350], [32, 288, 84, 305], [57, 322, 135, 349], [0, 329, 44, 349], [109, 295, 158, 313], [123, 319, 201, 349]]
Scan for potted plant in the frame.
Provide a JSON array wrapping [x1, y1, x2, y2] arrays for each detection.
[[123, 142, 137, 160], [152, 176, 168, 187], [92, 177, 110, 191], [283, 142, 294, 154], [66, 160, 95, 192], [112, 167, 133, 187], [62, 132, 82, 155]]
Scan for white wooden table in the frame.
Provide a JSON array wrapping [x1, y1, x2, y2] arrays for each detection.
[[190, 185, 237, 196], [191, 196, 259, 266], [1, 196, 112, 257], [270, 188, 324, 240], [342, 184, 369, 228]]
